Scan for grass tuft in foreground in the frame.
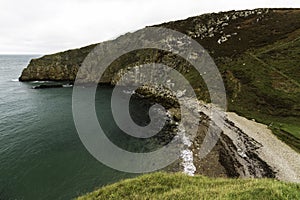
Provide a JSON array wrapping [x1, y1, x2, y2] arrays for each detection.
[[77, 172, 300, 200]]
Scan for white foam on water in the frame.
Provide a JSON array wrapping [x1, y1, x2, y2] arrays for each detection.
[[177, 124, 196, 176], [63, 84, 73, 88], [31, 81, 49, 84], [11, 79, 19, 82], [122, 90, 135, 95], [181, 149, 196, 176]]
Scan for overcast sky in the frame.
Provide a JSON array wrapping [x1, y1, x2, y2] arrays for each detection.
[[0, 0, 299, 54]]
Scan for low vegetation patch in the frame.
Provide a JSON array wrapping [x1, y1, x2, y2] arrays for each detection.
[[77, 172, 300, 200]]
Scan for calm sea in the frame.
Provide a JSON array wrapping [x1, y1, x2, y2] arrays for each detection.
[[0, 55, 158, 199]]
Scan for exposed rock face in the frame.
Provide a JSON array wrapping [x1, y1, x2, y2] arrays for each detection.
[[18, 8, 300, 115], [19, 44, 96, 81], [136, 85, 276, 179], [19, 8, 299, 83], [137, 86, 300, 182]]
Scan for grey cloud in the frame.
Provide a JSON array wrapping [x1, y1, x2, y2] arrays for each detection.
[[0, 0, 299, 54]]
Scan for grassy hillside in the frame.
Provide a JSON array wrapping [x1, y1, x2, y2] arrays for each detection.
[[164, 9, 300, 152], [217, 33, 300, 152], [19, 9, 300, 151], [77, 172, 300, 200], [160, 9, 300, 152]]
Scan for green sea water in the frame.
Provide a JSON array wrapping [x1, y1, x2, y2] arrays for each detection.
[[0, 55, 160, 199]]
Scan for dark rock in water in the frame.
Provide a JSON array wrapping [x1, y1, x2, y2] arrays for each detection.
[[32, 84, 64, 89]]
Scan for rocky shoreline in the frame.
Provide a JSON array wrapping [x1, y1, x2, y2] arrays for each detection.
[[136, 86, 275, 178], [27, 81, 286, 180], [136, 85, 300, 182], [20, 55, 300, 182]]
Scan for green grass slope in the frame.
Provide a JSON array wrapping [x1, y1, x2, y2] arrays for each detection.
[[77, 173, 300, 200], [218, 30, 300, 152], [217, 29, 300, 152], [162, 9, 300, 153], [170, 10, 300, 152]]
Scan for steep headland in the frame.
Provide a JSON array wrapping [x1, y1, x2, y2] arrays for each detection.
[[19, 8, 300, 119], [18, 8, 300, 181]]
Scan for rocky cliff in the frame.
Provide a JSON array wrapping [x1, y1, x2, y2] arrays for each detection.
[[19, 8, 300, 115], [135, 85, 300, 182], [19, 44, 96, 81], [18, 8, 300, 179], [20, 8, 299, 83]]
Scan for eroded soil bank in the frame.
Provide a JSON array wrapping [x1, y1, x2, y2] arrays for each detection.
[[137, 86, 300, 183]]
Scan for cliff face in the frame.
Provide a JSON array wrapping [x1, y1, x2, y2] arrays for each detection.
[[19, 8, 300, 153], [20, 8, 299, 83], [19, 44, 96, 81], [19, 8, 300, 113], [136, 87, 277, 179]]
